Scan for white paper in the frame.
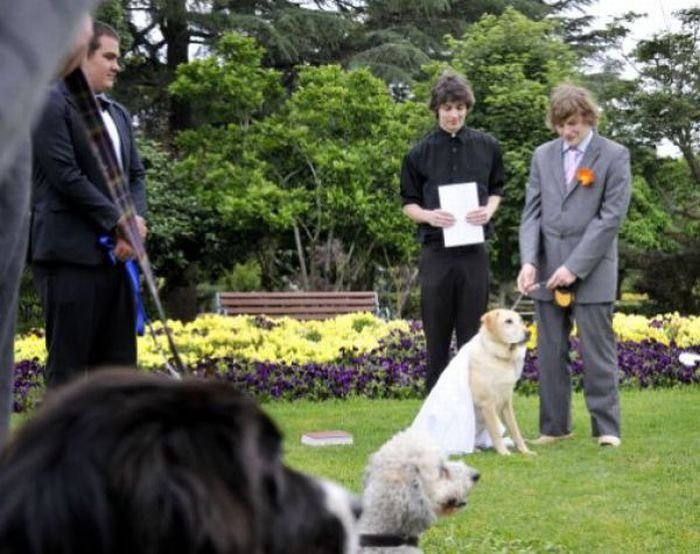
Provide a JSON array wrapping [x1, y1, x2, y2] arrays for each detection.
[[438, 182, 484, 247]]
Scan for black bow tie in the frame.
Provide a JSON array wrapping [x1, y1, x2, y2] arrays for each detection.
[[96, 95, 111, 110]]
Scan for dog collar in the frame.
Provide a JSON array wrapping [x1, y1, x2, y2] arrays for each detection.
[[359, 534, 419, 548]]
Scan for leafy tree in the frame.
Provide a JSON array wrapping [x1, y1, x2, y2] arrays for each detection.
[[169, 34, 431, 310], [601, 9, 700, 311], [103, 0, 597, 135], [107, 0, 357, 135], [138, 139, 234, 320], [630, 8, 700, 187], [348, 0, 593, 86], [249, 65, 429, 295]]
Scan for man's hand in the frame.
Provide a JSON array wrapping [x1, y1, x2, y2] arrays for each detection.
[[117, 215, 148, 241], [517, 263, 539, 295], [466, 206, 494, 226], [113, 237, 135, 262], [134, 215, 147, 240], [546, 265, 577, 290], [425, 209, 456, 228]]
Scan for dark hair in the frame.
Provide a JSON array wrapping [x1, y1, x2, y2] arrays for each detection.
[[428, 71, 476, 115], [0, 370, 358, 553], [88, 20, 120, 56], [547, 83, 600, 130]]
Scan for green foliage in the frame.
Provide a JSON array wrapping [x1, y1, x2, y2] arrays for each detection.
[[170, 34, 304, 237], [250, 64, 429, 287], [16, 270, 42, 334], [169, 34, 283, 126], [218, 259, 263, 292], [599, 10, 700, 310], [139, 138, 233, 288], [113, 1, 594, 135], [129, 3, 698, 312], [353, 0, 567, 85], [620, 175, 674, 251], [631, 8, 700, 170], [171, 44, 430, 290], [95, 0, 133, 51]]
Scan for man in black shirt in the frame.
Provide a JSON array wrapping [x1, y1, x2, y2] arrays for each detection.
[[400, 72, 504, 392]]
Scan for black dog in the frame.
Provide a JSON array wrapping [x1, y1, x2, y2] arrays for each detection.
[[0, 370, 359, 553]]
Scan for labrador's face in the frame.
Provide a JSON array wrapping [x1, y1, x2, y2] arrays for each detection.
[[481, 309, 530, 345]]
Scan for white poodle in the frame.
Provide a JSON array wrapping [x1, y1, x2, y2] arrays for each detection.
[[358, 430, 480, 553]]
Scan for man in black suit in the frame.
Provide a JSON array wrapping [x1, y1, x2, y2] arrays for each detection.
[[30, 21, 147, 387]]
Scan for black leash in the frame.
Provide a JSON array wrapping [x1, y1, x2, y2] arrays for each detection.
[[359, 534, 419, 548], [63, 68, 187, 378], [510, 281, 547, 311]]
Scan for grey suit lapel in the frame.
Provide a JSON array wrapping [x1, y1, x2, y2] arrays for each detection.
[[544, 138, 567, 197]]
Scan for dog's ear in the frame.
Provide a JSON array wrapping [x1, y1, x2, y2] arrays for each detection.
[[401, 463, 437, 531], [481, 310, 495, 333]]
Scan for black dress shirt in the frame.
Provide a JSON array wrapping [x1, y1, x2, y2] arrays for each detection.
[[400, 125, 505, 243]]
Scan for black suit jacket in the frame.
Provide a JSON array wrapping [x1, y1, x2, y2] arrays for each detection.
[[30, 82, 147, 266]]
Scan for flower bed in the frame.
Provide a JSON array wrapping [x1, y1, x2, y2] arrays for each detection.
[[13, 312, 700, 412]]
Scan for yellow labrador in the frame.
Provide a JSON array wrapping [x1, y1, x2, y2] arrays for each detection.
[[469, 309, 535, 456]]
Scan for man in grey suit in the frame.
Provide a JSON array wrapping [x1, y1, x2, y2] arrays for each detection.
[[517, 83, 631, 448]]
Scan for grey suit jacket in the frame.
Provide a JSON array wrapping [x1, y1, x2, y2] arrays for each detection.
[[519, 133, 631, 303]]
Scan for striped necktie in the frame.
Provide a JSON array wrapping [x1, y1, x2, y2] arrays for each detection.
[[565, 147, 582, 184]]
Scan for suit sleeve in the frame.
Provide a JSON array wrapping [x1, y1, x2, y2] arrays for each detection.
[[519, 151, 543, 266], [488, 139, 505, 197], [400, 149, 424, 207], [564, 146, 631, 279], [120, 106, 147, 217], [32, 89, 120, 233]]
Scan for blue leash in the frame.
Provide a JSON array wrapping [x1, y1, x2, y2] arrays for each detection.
[[99, 236, 147, 336]]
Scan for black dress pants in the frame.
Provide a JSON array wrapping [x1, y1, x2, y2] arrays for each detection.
[[420, 242, 489, 393], [32, 262, 137, 388]]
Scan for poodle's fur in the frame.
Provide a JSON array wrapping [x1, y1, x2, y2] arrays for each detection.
[[358, 430, 479, 553]]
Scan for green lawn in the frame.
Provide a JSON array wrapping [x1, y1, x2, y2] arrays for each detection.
[[264, 388, 700, 553], [9, 388, 698, 552]]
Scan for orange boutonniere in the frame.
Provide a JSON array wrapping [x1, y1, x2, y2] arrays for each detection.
[[576, 167, 595, 187]]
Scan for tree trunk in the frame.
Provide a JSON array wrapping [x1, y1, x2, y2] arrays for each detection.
[[162, 0, 192, 135], [679, 145, 700, 186], [162, 263, 199, 322], [293, 223, 310, 290]]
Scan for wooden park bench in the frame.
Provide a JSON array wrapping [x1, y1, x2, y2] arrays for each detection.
[[215, 291, 379, 320]]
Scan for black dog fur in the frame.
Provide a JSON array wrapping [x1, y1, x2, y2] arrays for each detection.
[[0, 370, 358, 554]]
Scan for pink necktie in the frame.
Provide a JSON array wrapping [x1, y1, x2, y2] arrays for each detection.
[[565, 147, 582, 183]]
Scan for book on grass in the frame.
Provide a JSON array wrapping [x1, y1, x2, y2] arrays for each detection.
[[301, 430, 354, 446]]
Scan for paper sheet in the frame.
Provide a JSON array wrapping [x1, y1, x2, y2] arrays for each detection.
[[438, 182, 484, 247]]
